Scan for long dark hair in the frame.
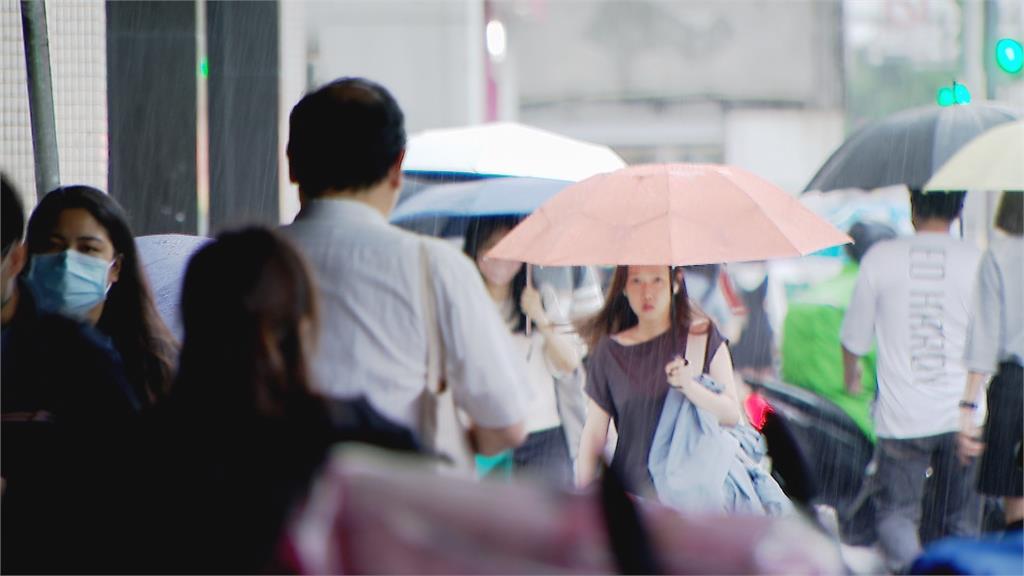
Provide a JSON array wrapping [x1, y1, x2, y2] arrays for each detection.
[[463, 216, 528, 333], [578, 265, 703, 350], [173, 227, 321, 419], [25, 185, 177, 406], [996, 191, 1023, 237]]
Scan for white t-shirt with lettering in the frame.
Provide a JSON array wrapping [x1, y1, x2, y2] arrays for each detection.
[[841, 232, 982, 439]]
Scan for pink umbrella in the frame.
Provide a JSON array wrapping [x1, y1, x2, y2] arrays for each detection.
[[487, 163, 851, 266]]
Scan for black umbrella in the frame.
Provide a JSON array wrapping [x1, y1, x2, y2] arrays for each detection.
[[805, 104, 1018, 193]]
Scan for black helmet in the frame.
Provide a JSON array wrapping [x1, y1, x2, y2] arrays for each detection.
[[846, 221, 897, 263]]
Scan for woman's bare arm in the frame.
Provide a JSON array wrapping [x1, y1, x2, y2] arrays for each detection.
[[666, 342, 742, 426], [537, 323, 582, 375], [576, 399, 611, 487]]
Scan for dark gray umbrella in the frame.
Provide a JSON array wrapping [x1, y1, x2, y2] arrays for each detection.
[[804, 104, 1018, 193]]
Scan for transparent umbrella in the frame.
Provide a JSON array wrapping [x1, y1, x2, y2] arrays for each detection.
[[136, 234, 210, 339]]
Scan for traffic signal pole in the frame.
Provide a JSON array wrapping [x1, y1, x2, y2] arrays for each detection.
[[19, 0, 60, 201]]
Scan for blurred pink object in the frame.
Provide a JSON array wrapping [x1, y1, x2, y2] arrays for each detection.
[[486, 163, 851, 266], [282, 446, 842, 574]]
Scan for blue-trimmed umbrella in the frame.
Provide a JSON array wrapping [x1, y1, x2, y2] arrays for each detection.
[[391, 176, 596, 335], [391, 176, 571, 237]]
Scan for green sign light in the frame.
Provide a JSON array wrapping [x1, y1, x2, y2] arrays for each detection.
[[937, 86, 955, 107], [954, 82, 971, 104], [996, 38, 1023, 74], [937, 81, 971, 106]]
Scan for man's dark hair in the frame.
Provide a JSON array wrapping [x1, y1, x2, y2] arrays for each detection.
[[287, 77, 406, 197], [995, 191, 1023, 237], [909, 189, 966, 223], [2, 174, 25, 257]]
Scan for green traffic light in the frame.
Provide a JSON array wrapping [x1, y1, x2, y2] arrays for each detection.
[[937, 86, 955, 106], [199, 57, 209, 78], [996, 38, 1023, 74], [954, 82, 971, 104]]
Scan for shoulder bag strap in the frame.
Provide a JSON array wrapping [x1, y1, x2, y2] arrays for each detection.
[[683, 327, 711, 375], [419, 239, 445, 394], [702, 328, 713, 374]]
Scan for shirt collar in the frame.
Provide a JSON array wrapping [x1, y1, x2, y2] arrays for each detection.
[[296, 197, 390, 227]]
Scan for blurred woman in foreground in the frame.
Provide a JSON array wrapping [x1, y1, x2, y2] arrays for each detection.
[[131, 227, 418, 573]]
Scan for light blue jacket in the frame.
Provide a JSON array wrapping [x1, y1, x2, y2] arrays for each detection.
[[648, 375, 792, 516]]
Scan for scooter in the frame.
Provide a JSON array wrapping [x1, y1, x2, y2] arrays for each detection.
[[743, 377, 878, 545]]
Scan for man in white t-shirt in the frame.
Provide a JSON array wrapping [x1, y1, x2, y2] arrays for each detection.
[[841, 190, 983, 571], [282, 78, 528, 458]]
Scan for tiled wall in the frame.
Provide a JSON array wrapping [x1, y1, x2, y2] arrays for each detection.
[[1, 0, 107, 209]]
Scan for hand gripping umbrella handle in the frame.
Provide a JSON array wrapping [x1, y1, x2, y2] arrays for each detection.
[[525, 264, 532, 337]]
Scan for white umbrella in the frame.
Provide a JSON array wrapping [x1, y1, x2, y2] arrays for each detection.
[[402, 122, 626, 182], [925, 120, 1024, 191]]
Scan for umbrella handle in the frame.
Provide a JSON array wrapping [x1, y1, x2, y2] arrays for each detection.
[[525, 264, 532, 337]]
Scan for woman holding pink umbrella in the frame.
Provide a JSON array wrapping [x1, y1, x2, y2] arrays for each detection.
[[575, 265, 742, 496], [483, 163, 851, 499]]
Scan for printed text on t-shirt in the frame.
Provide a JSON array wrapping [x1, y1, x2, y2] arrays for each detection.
[[909, 246, 946, 383]]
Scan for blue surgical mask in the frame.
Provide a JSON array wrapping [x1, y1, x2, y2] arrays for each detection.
[[26, 250, 115, 320]]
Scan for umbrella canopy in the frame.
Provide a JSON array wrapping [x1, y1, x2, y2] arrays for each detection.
[[389, 176, 603, 326], [925, 121, 1024, 191], [487, 164, 851, 267], [136, 234, 210, 338], [805, 104, 1018, 193], [390, 177, 570, 224], [402, 122, 626, 182]]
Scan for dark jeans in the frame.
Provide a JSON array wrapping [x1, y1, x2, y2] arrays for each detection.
[[513, 426, 572, 488], [873, 433, 983, 572]]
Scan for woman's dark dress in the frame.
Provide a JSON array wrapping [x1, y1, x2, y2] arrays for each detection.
[[584, 324, 726, 496]]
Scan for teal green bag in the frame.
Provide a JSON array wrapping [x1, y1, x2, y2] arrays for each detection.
[[476, 451, 514, 481]]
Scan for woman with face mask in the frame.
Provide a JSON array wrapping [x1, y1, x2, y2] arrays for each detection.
[[24, 186, 176, 408], [464, 217, 583, 486], [575, 266, 742, 497]]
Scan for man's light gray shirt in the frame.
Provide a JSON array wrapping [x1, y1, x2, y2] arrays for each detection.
[[282, 198, 529, 430], [964, 235, 1024, 372], [841, 233, 981, 438]]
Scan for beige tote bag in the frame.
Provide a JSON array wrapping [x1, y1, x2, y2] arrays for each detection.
[[418, 240, 476, 476]]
